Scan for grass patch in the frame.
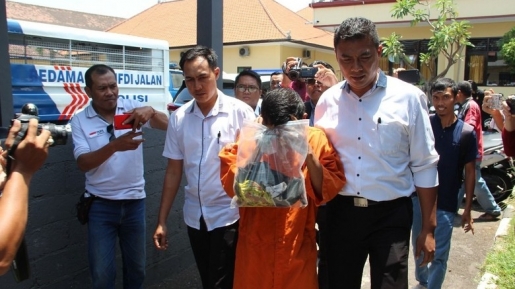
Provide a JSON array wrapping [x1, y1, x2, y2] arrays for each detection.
[[481, 197, 515, 289]]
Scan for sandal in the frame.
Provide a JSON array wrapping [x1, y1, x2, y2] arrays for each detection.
[[477, 213, 500, 221]]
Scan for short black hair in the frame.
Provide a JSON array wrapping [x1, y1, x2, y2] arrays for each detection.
[[430, 78, 458, 97], [467, 80, 479, 92], [85, 64, 116, 88], [261, 88, 305, 126], [271, 71, 282, 77], [309, 60, 335, 73], [179, 45, 218, 71], [235, 70, 262, 88], [334, 17, 380, 49], [457, 81, 473, 97]]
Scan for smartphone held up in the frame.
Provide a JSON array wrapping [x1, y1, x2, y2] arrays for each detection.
[[113, 114, 134, 130]]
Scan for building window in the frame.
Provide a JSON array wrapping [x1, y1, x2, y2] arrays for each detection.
[[465, 38, 513, 86], [237, 66, 252, 73], [380, 40, 433, 82]]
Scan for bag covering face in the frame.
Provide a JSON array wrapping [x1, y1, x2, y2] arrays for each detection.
[[233, 119, 309, 208]]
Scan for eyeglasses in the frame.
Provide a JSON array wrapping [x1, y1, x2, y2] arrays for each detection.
[[107, 124, 116, 142], [236, 85, 259, 93], [306, 79, 322, 85]]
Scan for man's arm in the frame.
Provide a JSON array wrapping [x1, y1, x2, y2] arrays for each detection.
[[153, 159, 183, 250], [501, 100, 515, 157], [313, 64, 339, 88], [76, 131, 144, 172], [461, 161, 475, 234], [280, 57, 298, 89], [414, 186, 437, 266], [122, 106, 168, 131], [409, 97, 439, 267], [0, 119, 50, 275], [219, 144, 238, 198], [149, 111, 169, 131]]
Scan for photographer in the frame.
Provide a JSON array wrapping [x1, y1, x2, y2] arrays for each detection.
[[304, 60, 338, 126], [282, 57, 338, 102], [0, 119, 50, 275], [281, 57, 307, 100]]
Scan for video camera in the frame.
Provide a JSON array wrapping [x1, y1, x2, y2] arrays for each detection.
[[287, 58, 318, 81], [10, 103, 68, 147]]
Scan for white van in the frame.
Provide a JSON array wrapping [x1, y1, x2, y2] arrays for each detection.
[[7, 19, 172, 123]]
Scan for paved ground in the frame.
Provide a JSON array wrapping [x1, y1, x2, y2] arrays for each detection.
[[360, 200, 507, 289], [149, 198, 512, 289]]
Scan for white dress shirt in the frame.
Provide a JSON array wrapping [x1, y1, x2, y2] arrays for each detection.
[[314, 71, 439, 201], [163, 90, 255, 231]]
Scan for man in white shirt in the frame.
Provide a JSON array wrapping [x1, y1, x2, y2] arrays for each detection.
[[71, 64, 168, 289], [153, 46, 255, 289], [314, 17, 439, 289]]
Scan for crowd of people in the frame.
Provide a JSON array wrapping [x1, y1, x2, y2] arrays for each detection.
[[2, 15, 515, 289]]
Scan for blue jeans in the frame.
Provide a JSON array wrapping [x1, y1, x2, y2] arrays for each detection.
[[412, 197, 454, 289], [458, 160, 501, 216], [88, 198, 146, 289]]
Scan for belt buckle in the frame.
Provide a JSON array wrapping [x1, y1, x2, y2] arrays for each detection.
[[353, 197, 368, 207]]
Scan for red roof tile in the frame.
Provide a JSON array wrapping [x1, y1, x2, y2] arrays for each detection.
[[108, 0, 333, 48], [6, 1, 124, 31]]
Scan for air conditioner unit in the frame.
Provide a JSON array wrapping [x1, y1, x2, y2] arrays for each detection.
[[239, 46, 250, 57], [303, 49, 311, 59]]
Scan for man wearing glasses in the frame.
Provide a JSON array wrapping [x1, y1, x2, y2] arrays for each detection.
[[234, 70, 262, 116]]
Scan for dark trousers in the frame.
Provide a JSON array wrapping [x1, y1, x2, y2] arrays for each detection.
[[187, 217, 238, 289], [326, 195, 413, 289], [316, 205, 329, 289]]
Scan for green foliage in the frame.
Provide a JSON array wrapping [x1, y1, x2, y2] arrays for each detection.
[[383, 0, 473, 84], [482, 202, 515, 288], [499, 26, 515, 48], [381, 33, 419, 68], [500, 27, 515, 73]]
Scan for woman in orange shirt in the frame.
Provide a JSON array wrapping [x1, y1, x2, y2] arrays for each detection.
[[219, 88, 346, 289]]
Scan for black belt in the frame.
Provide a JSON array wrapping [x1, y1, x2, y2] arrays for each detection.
[[337, 195, 410, 208]]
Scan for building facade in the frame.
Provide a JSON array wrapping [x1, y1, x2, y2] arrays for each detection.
[[312, 0, 515, 94]]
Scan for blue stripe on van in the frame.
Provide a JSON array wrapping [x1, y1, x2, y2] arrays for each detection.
[[7, 19, 23, 34], [11, 64, 61, 122]]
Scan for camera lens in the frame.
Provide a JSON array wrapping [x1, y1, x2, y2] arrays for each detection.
[[39, 123, 68, 146], [288, 69, 300, 81]]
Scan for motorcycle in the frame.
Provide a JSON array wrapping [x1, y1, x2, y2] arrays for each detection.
[[481, 132, 514, 204]]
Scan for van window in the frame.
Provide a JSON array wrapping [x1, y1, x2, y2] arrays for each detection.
[[170, 70, 184, 89]]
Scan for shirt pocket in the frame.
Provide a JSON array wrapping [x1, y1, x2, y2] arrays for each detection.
[[378, 122, 408, 157]]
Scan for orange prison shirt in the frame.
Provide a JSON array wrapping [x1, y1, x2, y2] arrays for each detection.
[[219, 126, 346, 289]]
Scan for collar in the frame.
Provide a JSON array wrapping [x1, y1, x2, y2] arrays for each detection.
[[434, 113, 458, 129], [188, 89, 229, 116], [85, 98, 125, 120], [341, 69, 386, 93], [458, 96, 473, 107]]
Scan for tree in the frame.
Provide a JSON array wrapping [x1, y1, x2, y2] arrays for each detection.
[[499, 27, 515, 73], [382, 0, 473, 85]]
